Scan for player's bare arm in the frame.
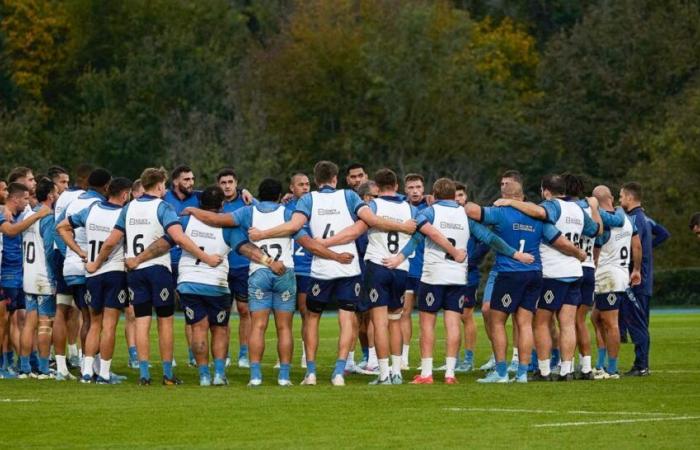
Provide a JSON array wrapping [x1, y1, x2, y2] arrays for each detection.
[[0, 204, 51, 237], [237, 242, 286, 275], [630, 234, 642, 286], [168, 224, 223, 268], [56, 218, 87, 262], [125, 237, 172, 270], [317, 220, 368, 247], [419, 222, 466, 263], [86, 228, 124, 273], [357, 207, 416, 234], [552, 235, 587, 262], [493, 199, 546, 220], [182, 207, 236, 228], [297, 235, 354, 264]]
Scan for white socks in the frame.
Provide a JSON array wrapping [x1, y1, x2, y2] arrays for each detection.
[[378, 358, 390, 380], [346, 351, 356, 369], [445, 357, 457, 378], [82, 356, 95, 377], [401, 345, 410, 365], [68, 344, 78, 359], [391, 355, 402, 375], [581, 355, 592, 373], [538, 359, 551, 377], [368, 347, 378, 367], [420, 358, 433, 377], [56, 355, 68, 375], [560, 360, 573, 376], [99, 359, 111, 380]]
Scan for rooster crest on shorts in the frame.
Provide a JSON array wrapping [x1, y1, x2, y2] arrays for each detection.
[[185, 306, 194, 320], [501, 293, 512, 308], [354, 282, 361, 296], [216, 310, 226, 324], [543, 290, 554, 304], [281, 290, 291, 302], [458, 295, 465, 309]]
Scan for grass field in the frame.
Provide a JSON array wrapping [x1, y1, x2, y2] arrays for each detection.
[[3, 311, 700, 449]]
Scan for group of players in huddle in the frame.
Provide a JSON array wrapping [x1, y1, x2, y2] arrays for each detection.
[[0, 159, 662, 386]]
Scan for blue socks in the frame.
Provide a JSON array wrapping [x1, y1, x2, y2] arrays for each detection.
[[30, 351, 39, 371], [517, 363, 528, 378], [38, 357, 49, 375], [250, 362, 262, 380], [139, 360, 150, 380], [20, 355, 31, 373], [306, 360, 317, 376], [596, 348, 607, 370], [162, 360, 173, 379], [279, 363, 291, 381], [463, 349, 474, 365], [3, 351, 14, 369], [495, 361, 508, 377], [128, 346, 137, 362], [361, 346, 369, 361], [332, 359, 346, 378], [238, 345, 248, 360], [188, 348, 195, 362], [214, 358, 225, 377], [608, 357, 618, 374], [198, 364, 210, 378], [551, 348, 560, 369]]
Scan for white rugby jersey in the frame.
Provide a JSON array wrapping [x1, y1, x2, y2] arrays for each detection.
[[580, 203, 596, 269], [22, 210, 53, 295], [365, 197, 413, 272], [178, 216, 230, 288], [124, 198, 171, 270], [308, 190, 360, 280], [63, 194, 102, 278], [53, 188, 84, 250], [85, 203, 125, 277], [421, 203, 469, 285], [250, 205, 294, 274], [595, 214, 634, 293], [540, 199, 584, 279]]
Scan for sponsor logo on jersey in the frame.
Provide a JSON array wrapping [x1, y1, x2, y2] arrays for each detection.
[[317, 208, 340, 216], [439, 221, 464, 230], [565, 217, 583, 226], [129, 218, 151, 225], [88, 223, 112, 233], [191, 230, 216, 240], [512, 223, 535, 232]]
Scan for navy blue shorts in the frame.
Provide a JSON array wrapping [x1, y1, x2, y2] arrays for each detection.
[[490, 271, 542, 314], [127, 265, 175, 308], [405, 276, 420, 294], [595, 291, 624, 311], [296, 275, 310, 295], [580, 267, 595, 307], [86, 271, 128, 311], [179, 293, 230, 326], [228, 267, 249, 302], [70, 284, 89, 310], [538, 277, 583, 311], [363, 261, 407, 311], [308, 276, 361, 307], [3, 287, 25, 311], [417, 282, 465, 313], [464, 285, 477, 309], [52, 250, 71, 296]]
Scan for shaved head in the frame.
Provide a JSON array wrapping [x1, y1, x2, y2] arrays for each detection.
[[501, 182, 524, 200], [593, 185, 614, 209]]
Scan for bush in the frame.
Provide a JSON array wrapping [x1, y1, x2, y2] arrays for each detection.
[[652, 268, 700, 306]]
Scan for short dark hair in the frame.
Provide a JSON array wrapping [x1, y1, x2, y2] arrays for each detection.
[[346, 163, 366, 175], [88, 168, 112, 189], [108, 177, 133, 198], [74, 163, 95, 181], [621, 182, 642, 201], [171, 165, 193, 181], [289, 172, 308, 183], [501, 170, 523, 184], [455, 182, 467, 193], [140, 167, 168, 190], [47, 166, 68, 181], [7, 182, 29, 198], [374, 168, 398, 191], [690, 212, 700, 230], [36, 178, 56, 202], [314, 161, 339, 185], [404, 173, 424, 184], [8, 167, 32, 183], [217, 168, 238, 182], [562, 172, 585, 198], [541, 174, 565, 196], [432, 178, 456, 200], [257, 178, 283, 202], [357, 181, 377, 199], [200, 186, 225, 211]]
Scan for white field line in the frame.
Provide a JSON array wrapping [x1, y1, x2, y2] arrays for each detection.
[[653, 370, 700, 374], [445, 407, 677, 416], [0, 398, 40, 403], [533, 416, 700, 428]]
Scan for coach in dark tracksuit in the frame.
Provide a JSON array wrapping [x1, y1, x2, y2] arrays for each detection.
[[619, 182, 667, 376]]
